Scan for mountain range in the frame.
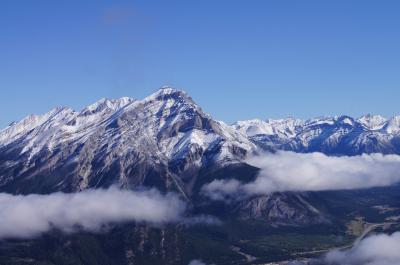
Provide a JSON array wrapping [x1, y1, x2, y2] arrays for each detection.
[[1, 87, 400, 195], [1, 87, 400, 265], [234, 113, 400, 155]]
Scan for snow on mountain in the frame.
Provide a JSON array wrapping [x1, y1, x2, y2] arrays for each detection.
[[0, 107, 70, 145], [234, 114, 400, 155], [357, 114, 387, 130], [2, 89, 400, 163], [0, 87, 255, 194], [1, 87, 399, 195], [0, 97, 136, 159], [384, 116, 400, 134], [80, 97, 135, 116], [233, 118, 303, 138]]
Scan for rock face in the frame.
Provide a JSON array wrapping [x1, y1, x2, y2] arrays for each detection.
[[235, 193, 326, 225]]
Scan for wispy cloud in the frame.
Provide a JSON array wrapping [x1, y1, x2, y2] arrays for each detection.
[[188, 260, 212, 265], [201, 178, 242, 201], [324, 232, 400, 265], [0, 188, 185, 239], [202, 152, 400, 200]]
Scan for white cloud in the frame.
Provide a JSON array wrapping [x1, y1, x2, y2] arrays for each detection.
[[201, 179, 242, 201], [324, 232, 400, 265], [188, 260, 210, 265], [202, 151, 400, 199], [0, 188, 186, 239]]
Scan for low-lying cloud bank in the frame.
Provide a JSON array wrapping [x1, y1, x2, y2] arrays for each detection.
[[202, 152, 400, 200], [0, 188, 186, 239], [324, 232, 400, 265]]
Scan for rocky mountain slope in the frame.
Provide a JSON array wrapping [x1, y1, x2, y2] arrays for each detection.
[[0, 87, 254, 195]]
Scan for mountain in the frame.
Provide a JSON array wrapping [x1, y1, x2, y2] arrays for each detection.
[[1, 88, 399, 215], [1, 88, 400, 265], [234, 115, 400, 155], [1, 87, 400, 210], [0, 87, 255, 195]]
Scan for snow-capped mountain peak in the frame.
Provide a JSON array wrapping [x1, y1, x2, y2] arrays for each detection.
[[233, 117, 303, 138], [357, 114, 387, 130], [0, 88, 257, 194], [233, 119, 274, 137], [144, 87, 196, 108], [0, 107, 75, 145], [385, 116, 400, 134], [337, 115, 354, 126], [80, 97, 135, 116]]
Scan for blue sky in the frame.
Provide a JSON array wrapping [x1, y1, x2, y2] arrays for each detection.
[[1, 0, 399, 127]]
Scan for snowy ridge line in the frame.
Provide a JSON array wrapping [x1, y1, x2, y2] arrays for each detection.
[[1, 87, 400, 161]]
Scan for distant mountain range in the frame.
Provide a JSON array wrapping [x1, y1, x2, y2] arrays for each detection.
[[234, 113, 400, 155]]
